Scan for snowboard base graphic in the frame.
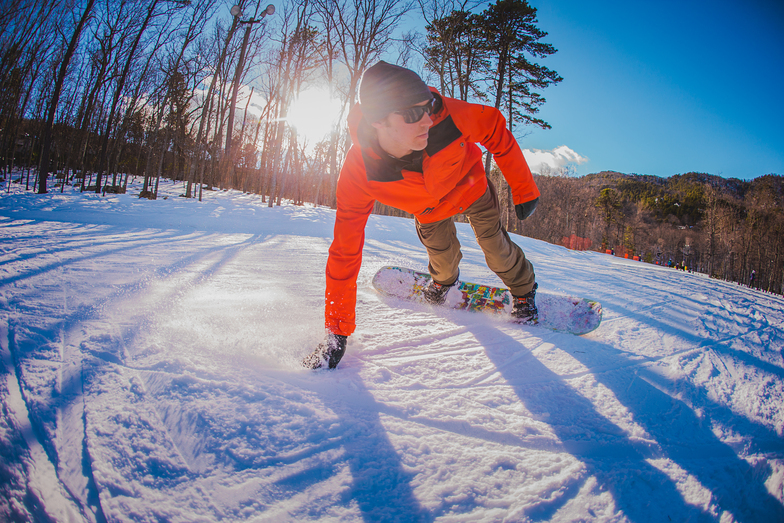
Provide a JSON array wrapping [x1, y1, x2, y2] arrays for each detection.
[[372, 266, 602, 335]]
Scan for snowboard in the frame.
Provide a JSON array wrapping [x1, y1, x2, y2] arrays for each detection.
[[371, 266, 602, 335]]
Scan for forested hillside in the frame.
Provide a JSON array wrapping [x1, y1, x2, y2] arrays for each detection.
[[508, 170, 784, 294]]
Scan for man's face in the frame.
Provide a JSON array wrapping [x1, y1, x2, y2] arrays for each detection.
[[372, 100, 434, 158]]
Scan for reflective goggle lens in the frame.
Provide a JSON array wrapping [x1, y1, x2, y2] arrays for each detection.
[[395, 99, 434, 124]]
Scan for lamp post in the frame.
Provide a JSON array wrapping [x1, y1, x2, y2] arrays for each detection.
[[225, 3, 275, 159]]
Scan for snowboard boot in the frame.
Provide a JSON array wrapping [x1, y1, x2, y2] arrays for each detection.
[[511, 283, 538, 324], [423, 273, 459, 306], [302, 334, 347, 370]]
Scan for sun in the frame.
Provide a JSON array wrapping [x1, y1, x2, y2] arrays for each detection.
[[286, 88, 344, 146]]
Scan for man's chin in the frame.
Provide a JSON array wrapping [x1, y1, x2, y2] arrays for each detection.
[[413, 139, 429, 151]]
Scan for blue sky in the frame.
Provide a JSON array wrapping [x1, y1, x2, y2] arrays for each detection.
[[508, 0, 784, 179]]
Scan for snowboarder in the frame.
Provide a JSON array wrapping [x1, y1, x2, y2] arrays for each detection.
[[304, 61, 541, 370]]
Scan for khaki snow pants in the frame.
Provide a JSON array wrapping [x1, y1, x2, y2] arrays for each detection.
[[415, 180, 536, 296]]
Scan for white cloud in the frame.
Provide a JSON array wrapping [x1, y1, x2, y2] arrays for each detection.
[[522, 145, 588, 175]]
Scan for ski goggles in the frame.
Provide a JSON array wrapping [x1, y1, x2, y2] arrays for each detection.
[[395, 98, 435, 124]]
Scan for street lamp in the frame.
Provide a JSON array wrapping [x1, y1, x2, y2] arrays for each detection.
[[231, 3, 275, 17], [225, 4, 275, 158]]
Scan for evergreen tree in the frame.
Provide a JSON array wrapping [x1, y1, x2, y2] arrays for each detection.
[[424, 9, 486, 101], [479, 0, 561, 175], [596, 188, 622, 250], [481, 0, 561, 131]]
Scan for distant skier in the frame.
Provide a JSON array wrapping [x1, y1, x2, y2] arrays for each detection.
[[303, 61, 541, 369], [749, 269, 756, 288]]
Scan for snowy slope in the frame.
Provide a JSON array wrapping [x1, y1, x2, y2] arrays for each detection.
[[0, 179, 782, 522]]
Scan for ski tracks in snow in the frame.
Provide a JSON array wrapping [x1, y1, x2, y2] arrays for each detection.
[[0, 217, 311, 520], [1, 185, 783, 522]]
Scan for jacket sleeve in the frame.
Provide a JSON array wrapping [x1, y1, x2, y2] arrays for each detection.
[[324, 148, 375, 337], [451, 100, 540, 206]]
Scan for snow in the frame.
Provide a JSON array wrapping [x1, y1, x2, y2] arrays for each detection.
[[1, 178, 782, 522]]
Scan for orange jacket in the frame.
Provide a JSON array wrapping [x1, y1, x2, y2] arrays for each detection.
[[325, 89, 539, 336]]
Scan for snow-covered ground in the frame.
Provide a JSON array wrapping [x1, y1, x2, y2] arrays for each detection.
[[1, 178, 782, 522]]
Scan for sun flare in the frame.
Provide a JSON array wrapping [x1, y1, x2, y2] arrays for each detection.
[[286, 88, 344, 145]]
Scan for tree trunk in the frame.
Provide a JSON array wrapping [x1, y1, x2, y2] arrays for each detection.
[[95, 0, 160, 193], [37, 0, 96, 194]]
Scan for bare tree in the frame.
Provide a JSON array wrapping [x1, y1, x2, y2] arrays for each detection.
[[93, 0, 188, 193], [189, 6, 247, 200], [305, 0, 412, 208], [263, 0, 320, 206], [38, 0, 97, 193], [0, 0, 66, 177], [141, 0, 219, 198], [313, 0, 412, 108]]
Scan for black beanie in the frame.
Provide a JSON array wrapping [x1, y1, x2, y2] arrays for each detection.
[[359, 61, 433, 122]]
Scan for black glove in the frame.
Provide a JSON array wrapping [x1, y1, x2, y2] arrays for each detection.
[[515, 197, 539, 220], [302, 333, 347, 370]]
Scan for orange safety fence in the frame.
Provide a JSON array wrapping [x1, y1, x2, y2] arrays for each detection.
[[561, 234, 592, 251]]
